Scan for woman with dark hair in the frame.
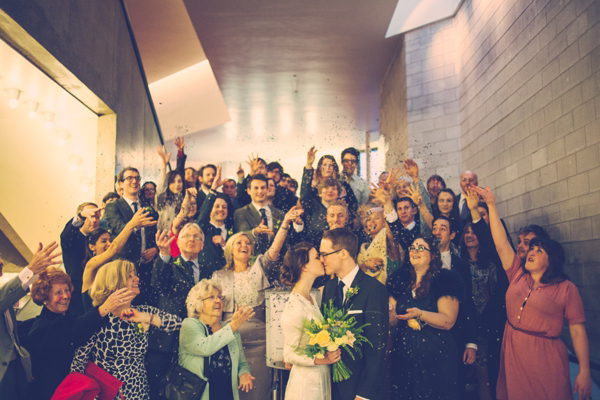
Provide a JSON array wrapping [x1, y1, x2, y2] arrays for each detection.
[[459, 222, 502, 400], [433, 188, 462, 244], [156, 170, 185, 232], [80, 209, 156, 311], [140, 181, 157, 208], [474, 186, 592, 400], [27, 268, 135, 399], [387, 235, 465, 400], [301, 147, 358, 223], [280, 242, 337, 400]]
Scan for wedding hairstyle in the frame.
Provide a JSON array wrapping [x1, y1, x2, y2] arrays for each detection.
[[223, 232, 254, 270], [31, 267, 73, 306], [186, 279, 223, 317], [322, 228, 358, 263], [280, 242, 314, 286]]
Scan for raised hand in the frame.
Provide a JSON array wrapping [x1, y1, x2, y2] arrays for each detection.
[[403, 158, 420, 181], [370, 183, 391, 206], [174, 136, 185, 152], [129, 209, 157, 229], [237, 163, 245, 178], [100, 288, 136, 316], [212, 235, 226, 248], [386, 167, 404, 189], [406, 183, 422, 206], [283, 206, 304, 225], [211, 166, 223, 190], [80, 206, 103, 220], [472, 186, 495, 206], [253, 221, 273, 237], [27, 242, 62, 275], [464, 187, 480, 211], [156, 145, 171, 167], [306, 146, 317, 169], [230, 304, 256, 332], [155, 229, 175, 257], [246, 153, 262, 176]]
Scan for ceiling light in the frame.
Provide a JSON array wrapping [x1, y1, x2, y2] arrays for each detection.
[[56, 130, 70, 146], [26, 101, 39, 119], [7, 88, 20, 109], [68, 155, 82, 171], [43, 112, 55, 130]]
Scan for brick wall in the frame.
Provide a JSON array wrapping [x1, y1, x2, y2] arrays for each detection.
[[380, 0, 600, 371]]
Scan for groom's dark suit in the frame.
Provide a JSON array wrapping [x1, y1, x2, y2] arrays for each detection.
[[322, 268, 388, 400]]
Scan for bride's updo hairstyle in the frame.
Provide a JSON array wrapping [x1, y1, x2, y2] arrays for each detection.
[[280, 242, 314, 286]]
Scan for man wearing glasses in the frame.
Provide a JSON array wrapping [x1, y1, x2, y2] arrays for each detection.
[[340, 148, 369, 205], [320, 228, 388, 400]]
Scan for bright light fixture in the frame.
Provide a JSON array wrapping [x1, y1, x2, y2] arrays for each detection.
[[7, 88, 20, 109], [56, 130, 70, 146], [44, 112, 55, 130], [26, 100, 39, 119]]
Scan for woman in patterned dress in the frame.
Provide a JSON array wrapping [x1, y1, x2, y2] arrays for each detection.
[[211, 207, 302, 400], [70, 259, 182, 399]]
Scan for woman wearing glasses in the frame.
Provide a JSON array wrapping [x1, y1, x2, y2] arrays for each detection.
[[179, 279, 256, 400], [387, 235, 465, 400], [211, 206, 303, 400]]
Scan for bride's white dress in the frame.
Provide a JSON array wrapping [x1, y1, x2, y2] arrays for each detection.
[[281, 292, 331, 400]]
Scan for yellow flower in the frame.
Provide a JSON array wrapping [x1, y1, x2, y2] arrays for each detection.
[[345, 331, 356, 347], [335, 337, 346, 346], [309, 336, 317, 345], [314, 330, 332, 347], [327, 342, 339, 352], [407, 318, 422, 330], [315, 353, 325, 359]]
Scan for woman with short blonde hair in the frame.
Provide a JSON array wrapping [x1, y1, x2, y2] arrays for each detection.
[[71, 259, 182, 399], [186, 279, 223, 317]]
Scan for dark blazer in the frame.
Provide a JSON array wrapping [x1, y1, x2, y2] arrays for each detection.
[[272, 185, 297, 212], [449, 254, 477, 348], [322, 268, 388, 400], [150, 255, 199, 354], [233, 203, 285, 254], [27, 307, 107, 400], [103, 198, 142, 262], [195, 193, 234, 273], [60, 219, 87, 315], [0, 276, 30, 387]]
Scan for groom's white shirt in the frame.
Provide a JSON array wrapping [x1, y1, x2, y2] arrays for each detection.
[[336, 264, 368, 400]]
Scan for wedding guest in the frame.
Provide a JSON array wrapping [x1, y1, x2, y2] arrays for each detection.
[[169, 188, 199, 257], [0, 243, 62, 398], [456, 170, 478, 223], [71, 259, 182, 399], [289, 179, 298, 196], [61, 202, 102, 315], [212, 207, 302, 400], [340, 147, 369, 205], [280, 242, 338, 400], [475, 186, 592, 400], [433, 188, 462, 245], [426, 174, 446, 207], [387, 235, 464, 400], [223, 178, 242, 213], [140, 182, 157, 208], [156, 170, 185, 232], [179, 280, 256, 400], [27, 269, 135, 399]]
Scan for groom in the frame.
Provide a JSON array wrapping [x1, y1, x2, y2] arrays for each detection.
[[320, 228, 388, 400]]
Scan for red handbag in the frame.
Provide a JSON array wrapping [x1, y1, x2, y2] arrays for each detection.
[[51, 362, 124, 400]]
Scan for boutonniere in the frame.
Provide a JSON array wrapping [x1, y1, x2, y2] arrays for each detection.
[[227, 228, 234, 237], [136, 322, 145, 337], [144, 206, 153, 213], [345, 286, 359, 301], [173, 257, 183, 268], [274, 219, 282, 230]]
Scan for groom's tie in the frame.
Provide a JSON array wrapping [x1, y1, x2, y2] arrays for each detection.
[[334, 280, 345, 309]]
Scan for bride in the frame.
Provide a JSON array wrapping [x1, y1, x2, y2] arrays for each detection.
[[280, 242, 341, 400]]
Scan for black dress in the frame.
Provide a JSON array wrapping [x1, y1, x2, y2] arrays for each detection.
[[387, 268, 465, 400], [206, 325, 235, 400]]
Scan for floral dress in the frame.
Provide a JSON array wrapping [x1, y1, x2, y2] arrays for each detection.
[[70, 305, 181, 399]]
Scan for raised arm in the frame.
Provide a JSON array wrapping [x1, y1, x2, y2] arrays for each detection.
[[174, 137, 186, 176], [83, 210, 156, 292], [266, 207, 303, 261], [407, 183, 433, 229], [473, 186, 515, 270], [156, 145, 171, 193]]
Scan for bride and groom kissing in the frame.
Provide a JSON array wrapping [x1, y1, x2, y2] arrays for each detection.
[[281, 228, 388, 400]]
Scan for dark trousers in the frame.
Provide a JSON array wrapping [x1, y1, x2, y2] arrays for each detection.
[[146, 348, 174, 400], [0, 359, 28, 400]]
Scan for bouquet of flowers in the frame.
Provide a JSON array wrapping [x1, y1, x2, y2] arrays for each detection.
[[296, 299, 371, 382]]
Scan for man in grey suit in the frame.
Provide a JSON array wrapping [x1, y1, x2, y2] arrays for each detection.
[[0, 242, 62, 399], [233, 174, 285, 255]]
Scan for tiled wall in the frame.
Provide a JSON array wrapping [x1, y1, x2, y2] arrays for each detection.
[[380, 0, 600, 369]]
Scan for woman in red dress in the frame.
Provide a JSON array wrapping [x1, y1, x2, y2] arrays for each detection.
[[474, 186, 592, 400]]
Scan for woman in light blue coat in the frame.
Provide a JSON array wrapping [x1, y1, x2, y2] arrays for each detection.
[[179, 279, 256, 400]]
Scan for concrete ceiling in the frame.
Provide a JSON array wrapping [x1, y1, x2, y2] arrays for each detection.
[[127, 0, 401, 168]]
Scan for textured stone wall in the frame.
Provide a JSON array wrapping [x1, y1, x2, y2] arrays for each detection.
[[380, 0, 600, 370]]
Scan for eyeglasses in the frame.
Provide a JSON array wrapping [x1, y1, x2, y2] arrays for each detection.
[[319, 249, 342, 258], [202, 295, 225, 302], [408, 245, 430, 253], [342, 158, 358, 164], [181, 234, 203, 241], [123, 176, 141, 182]]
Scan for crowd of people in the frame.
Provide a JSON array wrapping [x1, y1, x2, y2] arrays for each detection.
[[0, 137, 593, 400]]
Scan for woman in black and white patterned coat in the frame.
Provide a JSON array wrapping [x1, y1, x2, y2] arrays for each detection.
[[70, 259, 182, 399]]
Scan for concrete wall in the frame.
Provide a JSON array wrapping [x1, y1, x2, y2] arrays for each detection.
[[0, 0, 161, 182], [380, 0, 600, 369]]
